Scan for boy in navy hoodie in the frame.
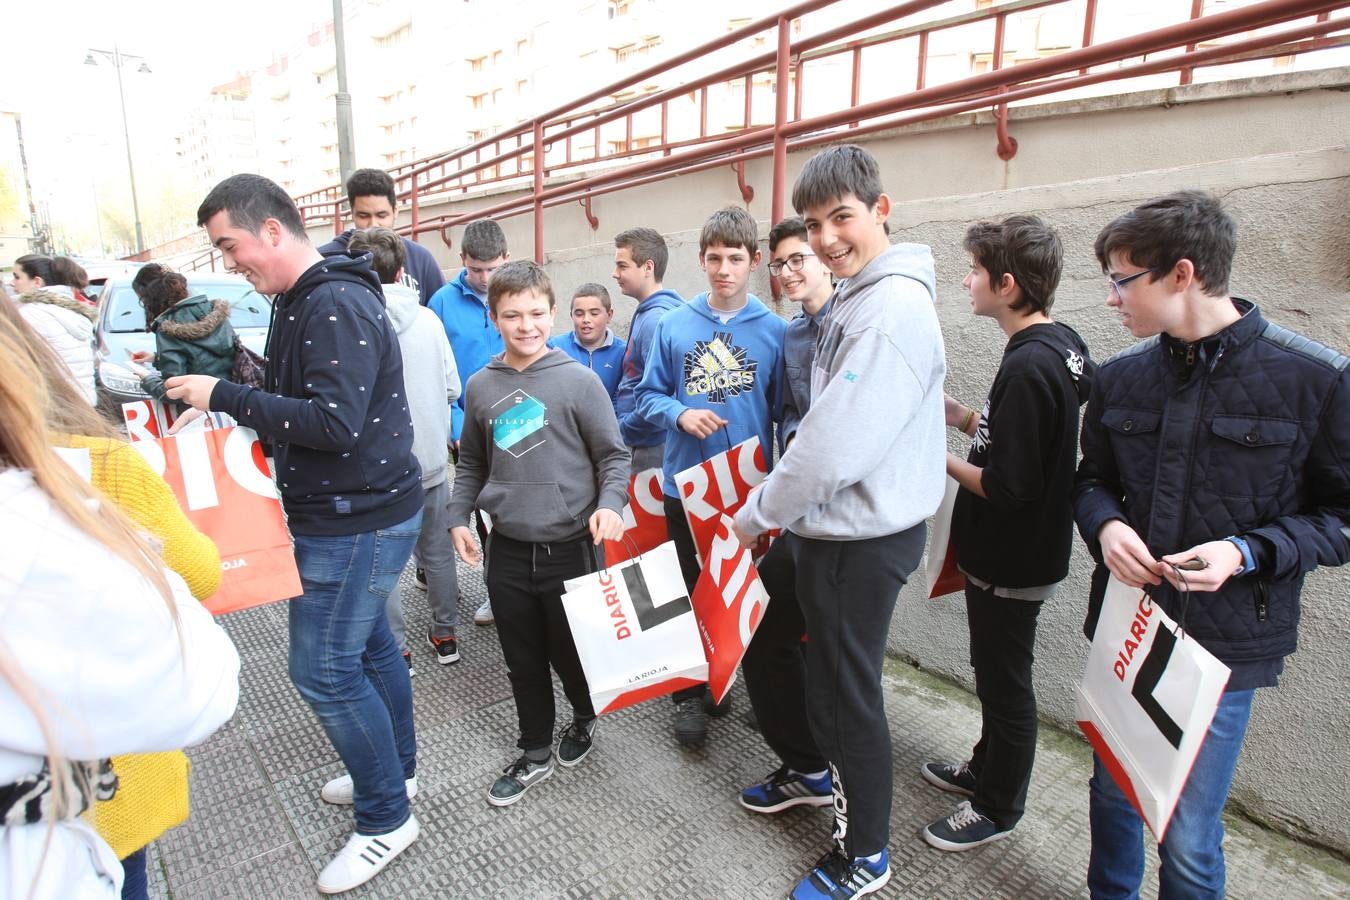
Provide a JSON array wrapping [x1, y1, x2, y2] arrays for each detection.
[[635, 206, 786, 749], [733, 145, 946, 900], [919, 215, 1094, 852], [168, 174, 424, 895], [611, 227, 684, 474], [555, 282, 626, 403], [448, 261, 629, 807]]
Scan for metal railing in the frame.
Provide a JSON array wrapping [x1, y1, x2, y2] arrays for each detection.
[[171, 0, 1348, 273]]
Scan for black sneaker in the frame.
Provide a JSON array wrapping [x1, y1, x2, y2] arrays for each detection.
[[920, 760, 976, 796], [556, 719, 597, 768], [922, 800, 1011, 851], [403, 652, 415, 678], [673, 696, 708, 748], [487, 753, 554, 807], [790, 848, 890, 899], [413, 567, 428, 591], [703, 689, 733, 718], [426, 628, 461, 665]]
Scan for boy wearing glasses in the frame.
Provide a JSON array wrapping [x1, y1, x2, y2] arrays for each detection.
[[1074, 190, 1349, 898], [738, 216, 835, 818]]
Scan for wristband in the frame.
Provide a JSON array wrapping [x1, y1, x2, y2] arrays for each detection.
[[1225, 535, 1256, 577], [960, 408, 975, 433]]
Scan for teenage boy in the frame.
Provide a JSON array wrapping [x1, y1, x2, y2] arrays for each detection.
[[739, 215, 834, 815], [732, 145, 946, 899], [428, 218, 509, 626], [556, 282, 627, 402], [1074, 190, 1349, 899], [167, 174, 424, 894], [349, 228, 464, 669], [318, 168, 446, 304], [447, 260, 629, 806], [635, 206, 786, 749], [611, 227, 684, 474], [918, 216, 1094, 852]]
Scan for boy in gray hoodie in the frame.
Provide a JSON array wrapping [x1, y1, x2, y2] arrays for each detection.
[[449, 260, 629, 807], [349, 228, 463, 669], [733, 145, 947, 900]]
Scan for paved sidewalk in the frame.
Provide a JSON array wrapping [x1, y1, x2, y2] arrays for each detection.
[[144, 562, 1350, 899]]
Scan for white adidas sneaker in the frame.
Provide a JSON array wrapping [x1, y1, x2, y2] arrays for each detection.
[[316, 814, 420, 894], [320, 774, 418, 806]]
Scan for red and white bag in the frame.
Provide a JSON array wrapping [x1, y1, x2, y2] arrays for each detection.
[[130, 424, 301, 616], [560, 541, 707, 714], [674, 436, 769, 566], [601, 467, 668, 566], [689, 513, 770, 704], [1075, 575, 1230, 840], [925, 477, 964, 598]]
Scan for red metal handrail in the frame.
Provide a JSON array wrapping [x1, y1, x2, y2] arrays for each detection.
[[160, 0, 1348, 271]]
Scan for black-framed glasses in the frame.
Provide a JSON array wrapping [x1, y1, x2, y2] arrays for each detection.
[[768, 252, 815, 277], [1108, 269, 1153, 296]]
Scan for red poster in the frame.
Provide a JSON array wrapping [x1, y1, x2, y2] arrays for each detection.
[[674, 436, 768, 567], [130, 426, 301, 616], [603, 466, 669, 565], [690, 513, 769, 704]]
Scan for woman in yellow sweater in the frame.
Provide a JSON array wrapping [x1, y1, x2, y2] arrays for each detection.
[[4, 296, 222, 899]]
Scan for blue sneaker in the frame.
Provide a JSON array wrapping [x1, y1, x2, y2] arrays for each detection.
[[790, 848, 890, 899], [741, 766, 833, 814]]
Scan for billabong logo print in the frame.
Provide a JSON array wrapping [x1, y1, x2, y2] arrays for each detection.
[[683, 331, 757, 403], [491, 389, 548, 458]]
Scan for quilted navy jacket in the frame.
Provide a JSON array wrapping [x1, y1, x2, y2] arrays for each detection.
[[1074, 300, 1350, 689]]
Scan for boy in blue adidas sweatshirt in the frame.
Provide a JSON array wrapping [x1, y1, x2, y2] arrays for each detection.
[[635, 205, 786, 749], [555, 282, 626, 403]]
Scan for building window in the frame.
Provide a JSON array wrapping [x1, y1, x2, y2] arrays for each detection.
[[516, 38, 529, 55], [608, 0, 631, 18], [469, 93, 487, 109], [468, 55, 485, 71]]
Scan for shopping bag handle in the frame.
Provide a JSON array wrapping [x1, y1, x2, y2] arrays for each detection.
[[1165, 561, 1197, 637]]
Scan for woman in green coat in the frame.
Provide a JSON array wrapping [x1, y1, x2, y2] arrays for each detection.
[[128, 265, 237, 401]]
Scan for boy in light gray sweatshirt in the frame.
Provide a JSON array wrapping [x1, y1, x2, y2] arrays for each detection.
[[448, 260, 629, 808], [733, 145, 946, 900], [349, 228, 463, 670]]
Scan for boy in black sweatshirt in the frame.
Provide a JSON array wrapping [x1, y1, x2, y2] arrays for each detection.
[[920, 215, 1094, 851]]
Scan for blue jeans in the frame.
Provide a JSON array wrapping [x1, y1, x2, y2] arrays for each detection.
[[1088, 688, 1255, 899], [290, 511, 421, 835]]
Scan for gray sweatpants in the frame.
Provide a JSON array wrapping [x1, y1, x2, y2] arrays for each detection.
[[387, 478, 460, 651]]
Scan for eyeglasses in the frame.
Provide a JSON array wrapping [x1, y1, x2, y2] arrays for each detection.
[[768, 252, 816, 277], [1108, 269, 1153, 296]]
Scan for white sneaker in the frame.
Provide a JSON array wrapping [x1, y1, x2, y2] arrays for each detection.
[[316, 814, 419, 894], [473, 597, 494, 626], [320, 774, 418, 806]]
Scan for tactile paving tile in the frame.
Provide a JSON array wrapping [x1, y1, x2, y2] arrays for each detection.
[[146, 552, 1350, 899]]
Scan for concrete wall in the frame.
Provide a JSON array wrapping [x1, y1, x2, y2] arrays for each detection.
[[324, 68, 1350, 851]]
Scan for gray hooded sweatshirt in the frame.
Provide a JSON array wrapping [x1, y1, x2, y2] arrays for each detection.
[[384, 282, 461, 489], [736, 242, 947, 540], [448, 348, 630, 543]]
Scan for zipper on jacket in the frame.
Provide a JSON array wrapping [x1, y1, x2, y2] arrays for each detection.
[[1255, 580, 1268, 623]]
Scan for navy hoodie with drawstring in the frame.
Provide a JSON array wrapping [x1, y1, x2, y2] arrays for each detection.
[[210, 253, 423, 536], [635, 292, 786, 499]]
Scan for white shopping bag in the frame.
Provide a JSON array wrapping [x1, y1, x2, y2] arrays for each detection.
[[1075, 575, 1230, 841], [925, 476, 962, 598], [561, 541, 708, 714]]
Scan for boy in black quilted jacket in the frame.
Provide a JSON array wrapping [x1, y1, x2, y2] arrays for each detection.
[[1073, 190, 1349, 899]]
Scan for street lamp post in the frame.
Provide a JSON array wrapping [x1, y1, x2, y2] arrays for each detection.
[[86, 45, 149, 255]]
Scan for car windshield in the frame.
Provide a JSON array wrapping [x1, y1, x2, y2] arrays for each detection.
[[103, 282, 272, 333]]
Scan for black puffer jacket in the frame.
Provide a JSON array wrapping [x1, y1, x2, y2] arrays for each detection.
[[1074, 300, 1350, 689]]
